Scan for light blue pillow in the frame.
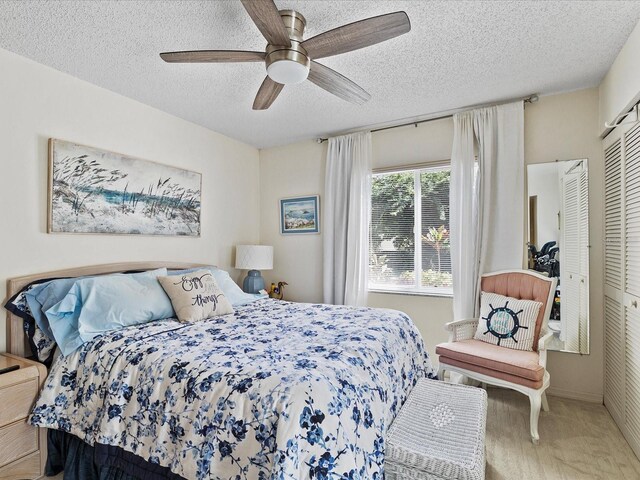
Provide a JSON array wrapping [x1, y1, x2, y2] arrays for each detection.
[[25, 277, 84, 340], [169, 267, 266, 306], [212, 269, 267, 306], [46, 268, 171, 355]]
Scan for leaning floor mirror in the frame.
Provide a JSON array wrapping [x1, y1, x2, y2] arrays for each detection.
[[527, 159, 589, 354]]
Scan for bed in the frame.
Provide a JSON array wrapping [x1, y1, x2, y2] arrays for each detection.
[[5, 262, 435, 480]]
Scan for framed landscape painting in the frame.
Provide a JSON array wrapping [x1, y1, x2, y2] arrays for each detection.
[[48, 139, 201, 236], [280, 195, 320, 235]]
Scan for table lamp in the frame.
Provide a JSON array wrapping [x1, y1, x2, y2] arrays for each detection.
[[235, 245, 273, 293]]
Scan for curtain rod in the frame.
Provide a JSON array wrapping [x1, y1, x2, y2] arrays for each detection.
[[316, 93, 539, 143]]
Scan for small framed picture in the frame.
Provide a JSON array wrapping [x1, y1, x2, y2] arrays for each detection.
[[280, 195, 320, 235]]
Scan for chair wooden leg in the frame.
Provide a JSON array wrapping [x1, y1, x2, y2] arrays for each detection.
[[541, 391, 549, 412], [529, 392, 542, 445], [437, 365, 446, 381]]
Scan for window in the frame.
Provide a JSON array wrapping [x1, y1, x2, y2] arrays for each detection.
[[369, 165, 452, 296]]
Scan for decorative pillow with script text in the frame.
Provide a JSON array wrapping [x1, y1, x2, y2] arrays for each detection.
[[158, 269, 234, 323]]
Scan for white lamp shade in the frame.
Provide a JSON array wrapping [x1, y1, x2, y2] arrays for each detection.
[[235, 245, 273, 270]]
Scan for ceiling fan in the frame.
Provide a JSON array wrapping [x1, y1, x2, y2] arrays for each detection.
[[160, 0, 411, 110]]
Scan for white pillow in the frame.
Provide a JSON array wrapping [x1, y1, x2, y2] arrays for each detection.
[[474, 292, 542, 351], [159, 270, 234, 323]]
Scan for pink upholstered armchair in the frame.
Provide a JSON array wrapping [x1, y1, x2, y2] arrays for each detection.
[[436, 270, 557, 444]]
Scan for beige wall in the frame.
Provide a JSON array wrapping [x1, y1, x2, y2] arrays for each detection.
[[259, 140, 326, 304], [259, 88, 605, 402], [525, 88, 604, 403], [599, 19, 640, 136], [0, 48, 261, 352]]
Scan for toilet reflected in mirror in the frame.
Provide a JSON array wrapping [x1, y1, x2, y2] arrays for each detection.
[[527, 159, 589, 354]]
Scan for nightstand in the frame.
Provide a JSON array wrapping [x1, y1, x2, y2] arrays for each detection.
[[0, 353, 47, 480]]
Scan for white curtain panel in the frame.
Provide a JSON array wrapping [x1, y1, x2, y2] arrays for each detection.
[[451, 111, 481, 320], [451, 101, 524, 319], [323, 131, 372, 306], [480, 102, 525, 273]]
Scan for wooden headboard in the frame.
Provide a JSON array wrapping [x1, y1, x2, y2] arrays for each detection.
[[5, 261, 206, 357]]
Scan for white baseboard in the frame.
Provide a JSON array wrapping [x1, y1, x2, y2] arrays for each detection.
[[547, 386, 603, 404]]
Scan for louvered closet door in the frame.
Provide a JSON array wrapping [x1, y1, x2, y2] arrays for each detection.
[[626, 123, 640, 300], [604, 120, 640, 459], [562, 174, 581, 352], [625, 122, 640, 459], [578, 170, 589, 352], [606, 295, 625, 424], [604, 132, 625, 428], [605, 138, 623, 290], [626, 304, 640, 453]]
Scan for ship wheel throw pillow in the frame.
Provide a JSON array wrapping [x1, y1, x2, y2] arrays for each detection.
[[474, 292, 543, 351]]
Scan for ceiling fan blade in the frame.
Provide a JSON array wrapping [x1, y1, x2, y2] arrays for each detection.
[[308, 61, 371, 105], [160, 50, 266, 63], [253, 76, 284, 110], [301, 11, 410, 60], [240, 0, 291, 47]]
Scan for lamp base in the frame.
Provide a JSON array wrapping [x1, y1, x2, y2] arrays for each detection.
[[242, 270, 265, 294]]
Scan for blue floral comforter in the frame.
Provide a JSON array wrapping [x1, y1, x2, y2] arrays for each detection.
[[30, 299, 434, 480]]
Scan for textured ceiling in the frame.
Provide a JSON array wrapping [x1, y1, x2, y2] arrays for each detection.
[[1, 1, 639, 148]]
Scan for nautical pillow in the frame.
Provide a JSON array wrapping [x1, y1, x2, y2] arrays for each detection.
[[474, 292, 542, 351], [159, 269, 234, 323]]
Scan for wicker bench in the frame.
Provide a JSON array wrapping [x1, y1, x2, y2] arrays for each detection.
[[386, 379, 487, 480]]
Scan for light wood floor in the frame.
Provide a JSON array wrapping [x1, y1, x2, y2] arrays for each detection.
[[50, 387, 640, 480], [485, 387, 640, 479]]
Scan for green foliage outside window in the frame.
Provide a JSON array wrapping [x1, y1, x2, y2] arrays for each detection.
[[370, 168, 452, 290]]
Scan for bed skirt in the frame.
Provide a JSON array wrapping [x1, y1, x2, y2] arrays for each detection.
[[46, 430, 185, 480]]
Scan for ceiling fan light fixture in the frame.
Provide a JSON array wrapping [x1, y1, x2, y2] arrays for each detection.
[[265, 43, 310, 85], [267, 58, 309, 84]]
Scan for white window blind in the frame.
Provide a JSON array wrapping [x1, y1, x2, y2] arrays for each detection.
[[369, 165, 452, 295]]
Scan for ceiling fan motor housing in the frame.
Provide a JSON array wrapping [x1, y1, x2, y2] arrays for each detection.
[[265, 10, 310, 84]]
